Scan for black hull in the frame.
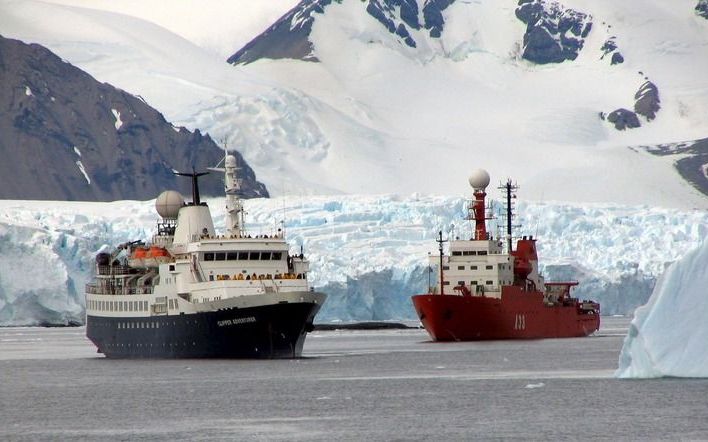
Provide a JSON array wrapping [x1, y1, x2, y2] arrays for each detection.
[[86, 302, 320, 359]]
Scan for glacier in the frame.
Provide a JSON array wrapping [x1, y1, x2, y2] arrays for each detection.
[[616, 236, 708, 378], [1, 195, 707, 326]]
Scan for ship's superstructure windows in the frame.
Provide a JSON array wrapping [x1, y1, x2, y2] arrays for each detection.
[[452, 251, 462, 256], [472, 280, 478, 285], [201, 250, 286, 261], [471, 265, 478, 270], [443, 281, 450, 285], [486, 265, 493, 270], [457, 281, 465, 285], [458, 266, 465, 270], [442, 266, 449, 270], [479, 251, 488, 255], [486, 280, 493, 285]]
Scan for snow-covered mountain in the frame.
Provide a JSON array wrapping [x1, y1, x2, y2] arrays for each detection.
[[1, 194, 706, 325], [2, 0, 708, 207]]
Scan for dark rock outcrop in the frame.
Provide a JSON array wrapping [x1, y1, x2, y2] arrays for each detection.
[[697, 0, 708, 19], [638, 138, 708, 198], [423, 0, 456, 37], [607, 109, 640, 130], [611, 52, 624, 65], [634, 81, 660, 120], [515, 0, 592, 64], [228, 0, 457, 65], [601, 37, 624, 65], [0, 36, 268, 201], [367, 0, 420, 48], [605, 80, 660, 131], [227, 0, 331, 65]]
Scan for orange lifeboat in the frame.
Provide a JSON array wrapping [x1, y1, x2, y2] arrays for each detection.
[[144, 246, 171, 267], [128, 247, 148, 268]]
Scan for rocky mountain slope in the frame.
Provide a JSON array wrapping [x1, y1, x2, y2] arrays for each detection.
[[0, 35, 267, 201]]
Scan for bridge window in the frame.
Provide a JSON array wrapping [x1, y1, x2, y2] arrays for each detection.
[[486, 265, 493, 270], [249, 252, 260, 260], [471, 280, 478, 285], [452, 251, 462, 256], [204, 252, 214, 261], [261, 252, 272, 260], [479, 251, 488, 255], [471, 265, 478, 270], [227, 252, 238, 260], [458, 266, 465, 270], [486, 280, 493, 285], [442, 266, 449, 270], [272, 252, 282, 260], [215, 252, 226, 261], [238, 252, 248, 260]]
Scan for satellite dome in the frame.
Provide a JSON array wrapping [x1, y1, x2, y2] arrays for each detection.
[[468, 169, 491, 190], [225, 155, 237, 168], [155, 190, 184, 219]]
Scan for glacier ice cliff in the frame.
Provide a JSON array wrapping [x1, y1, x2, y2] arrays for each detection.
[[1, 195, 707, 326]]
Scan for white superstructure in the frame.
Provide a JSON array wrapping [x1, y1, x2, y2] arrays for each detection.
[[86, 154, 321, 322]]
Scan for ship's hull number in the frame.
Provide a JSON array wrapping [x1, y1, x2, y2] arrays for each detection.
[[514, 314, 526, 330]]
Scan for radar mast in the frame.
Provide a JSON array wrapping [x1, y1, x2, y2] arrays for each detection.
[[208, 144, 245, 237]]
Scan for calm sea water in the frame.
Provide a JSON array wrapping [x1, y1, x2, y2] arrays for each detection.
[[1, 317, 707, 441]]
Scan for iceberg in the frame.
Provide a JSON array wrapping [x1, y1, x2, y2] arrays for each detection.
[[616, 237, 708, 378]]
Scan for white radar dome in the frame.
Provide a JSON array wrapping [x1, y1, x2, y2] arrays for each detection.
[[225, 155, 237, 167], [155, 190, 185, 219], [468, 169, 491, 190]]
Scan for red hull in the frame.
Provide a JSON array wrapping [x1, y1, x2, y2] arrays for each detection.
[[411, 286, 600, 341]]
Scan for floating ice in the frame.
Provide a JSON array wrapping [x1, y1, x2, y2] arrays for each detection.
[[616, 237, 708, 378]]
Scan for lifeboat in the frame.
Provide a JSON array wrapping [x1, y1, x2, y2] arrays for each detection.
[[144, 246, 171, 267], [128, 247, 148, 268]]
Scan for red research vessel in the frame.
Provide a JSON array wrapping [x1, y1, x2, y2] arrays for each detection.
[[411, 169, 600, 341]]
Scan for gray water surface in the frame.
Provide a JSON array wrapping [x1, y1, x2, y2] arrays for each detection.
[[1, 317, 707, 441]]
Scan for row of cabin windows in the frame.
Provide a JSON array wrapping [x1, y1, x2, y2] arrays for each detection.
[[88, 299, 149, 312], [203, 251, 283, 262], [444, 280, 511, 286], [451, 250, 488, 256], [446, 264, 510, 271], [118, 321, 159, 329]]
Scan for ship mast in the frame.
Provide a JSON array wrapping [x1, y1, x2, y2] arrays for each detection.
[[467, 169, 491, 240], [208, 148, 246, 237], [498, 179, 519, 254], [175, 170, 209, 205], [436, 230, 447, 295]]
